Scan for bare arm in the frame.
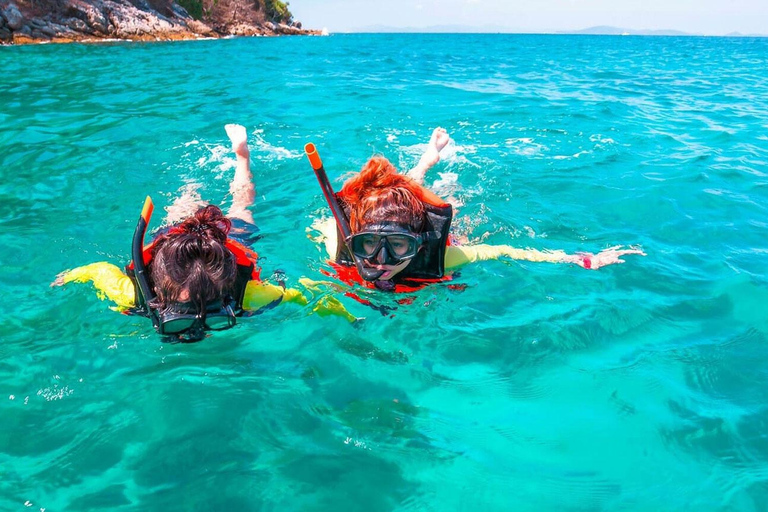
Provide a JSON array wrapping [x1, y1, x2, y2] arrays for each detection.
[[445, 244, 646, 270], [406, 127, 450, 185]]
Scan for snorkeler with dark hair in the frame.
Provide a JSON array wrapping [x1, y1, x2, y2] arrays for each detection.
[[54, 125, 353, 341], [307, 128, 645, 293]]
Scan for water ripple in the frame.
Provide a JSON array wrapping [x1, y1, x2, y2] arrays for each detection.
[[2, 34, 768, 509]]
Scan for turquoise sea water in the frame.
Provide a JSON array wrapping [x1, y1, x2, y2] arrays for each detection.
[[2, 33, 768, 510]]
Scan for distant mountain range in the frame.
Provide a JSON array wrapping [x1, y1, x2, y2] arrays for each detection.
[[348, 24, 767, 37], [350, 24, 513, 34], [567, 26, 767, 37], [567, 25, 689, 36]]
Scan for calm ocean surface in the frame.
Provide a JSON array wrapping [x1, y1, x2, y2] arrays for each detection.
[[1, 33, 768, 510]]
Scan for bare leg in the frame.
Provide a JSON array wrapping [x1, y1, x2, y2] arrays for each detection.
[[164, 183, 208, 226], [406, 127, 450, 185], [225, 124, 255, 224]]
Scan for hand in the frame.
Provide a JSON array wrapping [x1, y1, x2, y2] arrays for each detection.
[[429, 127, 450, 153], [576, 245, 646, 270], [313, 295, 359, 323], [51, 271, 68, 287]]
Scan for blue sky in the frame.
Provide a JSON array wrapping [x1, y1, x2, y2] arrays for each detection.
[[290, 0, 768, 35]]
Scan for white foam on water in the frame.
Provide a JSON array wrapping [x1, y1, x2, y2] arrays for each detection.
[[401, 139, 481, 169], [589, 134, 616, 145], [553, 150, 590, 160], [384, 127, 417, 146], [37, 384, 73, 402], [195, 143, 230, 166], [250, 129, 303, 160], [505, 137, 547, 157], [431, 171, 460, 197]]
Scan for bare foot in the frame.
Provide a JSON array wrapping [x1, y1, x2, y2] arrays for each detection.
[[429, 127, 450, 153], [225, 124, 249, 158], [422, 127, 450, 167]]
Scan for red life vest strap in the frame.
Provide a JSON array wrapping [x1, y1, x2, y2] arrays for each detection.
[[226, 239, 261, 280], [325, 261, 451, 294]]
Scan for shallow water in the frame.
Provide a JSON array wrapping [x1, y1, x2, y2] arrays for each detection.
[[2, 34, 768, 510]]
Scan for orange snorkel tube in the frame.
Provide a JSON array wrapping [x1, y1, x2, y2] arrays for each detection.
[[131, 196, 160, 327], [305, 143, 388, 282], [304, 143, 352, 241]]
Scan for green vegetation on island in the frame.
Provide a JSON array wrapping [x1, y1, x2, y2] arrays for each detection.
[[175, 0, 294, 26]]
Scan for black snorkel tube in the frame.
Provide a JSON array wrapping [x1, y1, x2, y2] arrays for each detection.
[[304, 143, 386, 282], [132, 196, 161, 329]]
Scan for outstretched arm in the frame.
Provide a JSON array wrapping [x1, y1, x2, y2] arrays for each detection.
[[406, 127, 450, 185], [51, 262, 136, 310], [445, 244, 645, 270]]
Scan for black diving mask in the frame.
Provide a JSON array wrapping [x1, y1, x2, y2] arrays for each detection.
[[156, 300, 237, 336], [349, 224, 424, 265]]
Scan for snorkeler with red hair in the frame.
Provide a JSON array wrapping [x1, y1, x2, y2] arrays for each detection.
[[308, 128, 645, 293], [54, 125, 353, 341]]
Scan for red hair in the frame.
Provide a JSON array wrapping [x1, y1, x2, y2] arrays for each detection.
[[340, 156, 426, 232]]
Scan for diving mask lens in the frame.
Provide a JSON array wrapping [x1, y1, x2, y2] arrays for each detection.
[[161, 317, 198, 334], [157, 302, 236, 335], [205, 305, 237, 331], [350, 232, 420, 262]]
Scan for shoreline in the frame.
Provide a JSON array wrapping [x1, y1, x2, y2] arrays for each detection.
[[0, 0, 321, 47], [4, 28, 323, 47]]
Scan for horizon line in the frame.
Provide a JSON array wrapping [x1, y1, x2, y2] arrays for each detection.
[[328, 31, 768, 38], [320, 25, 767, 38]]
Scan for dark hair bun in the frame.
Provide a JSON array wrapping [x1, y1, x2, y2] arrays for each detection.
[[176, 205, 231, 243]]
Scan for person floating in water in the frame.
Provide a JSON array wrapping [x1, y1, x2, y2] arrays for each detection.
[[53, 124, 353, 341], [306, 127, 645, 294]]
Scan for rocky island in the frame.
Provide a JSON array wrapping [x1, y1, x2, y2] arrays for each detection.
[[0, 0, 319, 45]]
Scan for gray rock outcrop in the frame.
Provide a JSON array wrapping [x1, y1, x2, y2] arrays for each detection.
[[1, 2, 25, 30], [1, 0, 320, 44]]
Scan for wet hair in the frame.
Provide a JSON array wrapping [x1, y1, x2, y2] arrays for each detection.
[[148, 205, 237, 317], [340, 156, 426, 232]]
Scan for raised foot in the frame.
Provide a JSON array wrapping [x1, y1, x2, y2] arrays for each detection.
[[225, 123, 249, 157]]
